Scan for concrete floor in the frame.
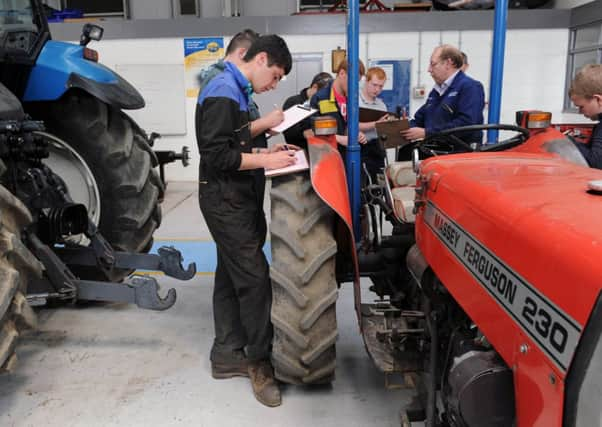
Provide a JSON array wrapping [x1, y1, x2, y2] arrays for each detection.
[[0, 181, 418, 427]]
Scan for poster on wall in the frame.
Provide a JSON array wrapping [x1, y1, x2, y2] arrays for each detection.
[[368, 59, 411, 115], [184, 37, 224, 98]]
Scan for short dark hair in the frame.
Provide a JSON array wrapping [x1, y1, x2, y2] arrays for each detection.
[[310, 72, 333, 89], [243, 34, 293, 75], [225, 29, 260, 56], [461, 51, 468, 67]]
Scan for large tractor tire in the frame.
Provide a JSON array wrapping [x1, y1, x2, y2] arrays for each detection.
[[269, 172, 338, 384], [0, 184, 43, 372], [28, 91, 164, 282]]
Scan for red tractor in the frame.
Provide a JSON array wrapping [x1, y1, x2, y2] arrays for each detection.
[[268, 111, 601, 426]]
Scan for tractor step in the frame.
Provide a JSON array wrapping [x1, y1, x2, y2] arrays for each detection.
[[360, 303, 423, 389]]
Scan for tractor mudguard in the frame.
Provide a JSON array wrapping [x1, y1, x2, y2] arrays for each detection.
[[307, 135, 361, 324], [23, 41, 144, 109], [510, 127, 589, 166]]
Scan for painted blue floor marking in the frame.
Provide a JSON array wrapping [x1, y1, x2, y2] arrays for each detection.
[[149, 241, 272, 273]]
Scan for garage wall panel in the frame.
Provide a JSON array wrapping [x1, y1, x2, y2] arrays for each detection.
[[86, 29, 570, 181]]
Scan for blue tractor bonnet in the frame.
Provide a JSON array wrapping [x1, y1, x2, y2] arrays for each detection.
[[23, 40, 144, 109]]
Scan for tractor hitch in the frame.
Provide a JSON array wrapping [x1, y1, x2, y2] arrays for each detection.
[[76, 275, 176, 311], [25, 232, 186, 311], [55, 245, 197, 280]]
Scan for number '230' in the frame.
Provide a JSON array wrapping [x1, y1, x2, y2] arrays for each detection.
[[521, 296, 568, 354]]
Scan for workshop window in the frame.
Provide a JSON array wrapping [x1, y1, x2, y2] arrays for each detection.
[[173, 0, 199, 16], [565, 22, 602, 111], [299, 0, 368, 12], [63, 0, 127, 17]]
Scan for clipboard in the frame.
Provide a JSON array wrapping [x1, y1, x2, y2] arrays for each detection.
[[270, 104, 317, 133], [359, 107, 396, 122], [375, 119, 411, 149], [265, 150, 309, 178]]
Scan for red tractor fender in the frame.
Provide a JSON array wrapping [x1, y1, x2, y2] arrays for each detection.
[[511, 126, 571, 155], [306, 135, 361, 325]]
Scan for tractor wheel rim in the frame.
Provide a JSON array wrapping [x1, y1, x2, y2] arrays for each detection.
[[35, 131, 101, 245]]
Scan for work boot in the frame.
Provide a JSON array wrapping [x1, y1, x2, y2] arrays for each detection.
[[211, 349, 249, 379], [248, 359, 281, 407]]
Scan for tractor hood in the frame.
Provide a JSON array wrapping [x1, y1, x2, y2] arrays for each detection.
[[417, 152, 602, 330]]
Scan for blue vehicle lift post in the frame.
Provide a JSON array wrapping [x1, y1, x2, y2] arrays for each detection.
[[346, 1, 508, 232], [487, 0, 509, 143], [346, 0, 362, 240]]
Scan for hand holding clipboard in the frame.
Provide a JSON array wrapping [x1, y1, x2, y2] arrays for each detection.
[[374, 118, 412, 149], [270, 104, 317, 133]]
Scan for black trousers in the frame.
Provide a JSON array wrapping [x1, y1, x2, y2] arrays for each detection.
[[362, 139, 386, 179], [199, 179, 271, 362]]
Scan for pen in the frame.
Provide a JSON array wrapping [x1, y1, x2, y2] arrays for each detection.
[[296, 104, 312, 111]]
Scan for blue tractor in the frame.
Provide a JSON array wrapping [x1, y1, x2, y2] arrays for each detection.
[[0, 0, 169, 282], [0, 0, 194, 371]]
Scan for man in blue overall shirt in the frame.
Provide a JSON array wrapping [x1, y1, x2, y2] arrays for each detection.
[[402, 44, 485, 146], [198, 29, 284, 257], [196, 35, 293, 407]]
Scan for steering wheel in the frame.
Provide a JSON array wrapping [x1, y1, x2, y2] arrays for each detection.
[[418, 124, 530, 156]]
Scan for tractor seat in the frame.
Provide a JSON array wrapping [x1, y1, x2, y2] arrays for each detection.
[[386, 161, 416, 223], [387, 161, 416, 187], [390, 187, 416, 223]]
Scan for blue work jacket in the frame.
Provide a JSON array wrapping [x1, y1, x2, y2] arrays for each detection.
[[412, 71, 485, 144]]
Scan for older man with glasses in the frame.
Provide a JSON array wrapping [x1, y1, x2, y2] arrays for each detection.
[[400, 44, 485, 153]]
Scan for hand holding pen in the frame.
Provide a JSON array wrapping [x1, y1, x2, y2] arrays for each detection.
[[270, 143, 301, 153], [263, 143, 299, 169]]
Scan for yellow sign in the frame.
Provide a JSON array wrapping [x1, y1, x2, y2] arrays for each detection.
[[184, 37, 224, 98]]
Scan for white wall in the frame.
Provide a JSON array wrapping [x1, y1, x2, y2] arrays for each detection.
[[241, 0, 297, 16], [91, 28, 569, 181], [129, 0, 173, 19]]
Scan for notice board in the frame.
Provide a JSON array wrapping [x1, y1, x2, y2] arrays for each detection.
[[115, 63, 187, 136], [368, 59, 411, 115]]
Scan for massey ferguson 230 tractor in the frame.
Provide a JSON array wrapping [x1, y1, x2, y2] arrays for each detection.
[[267, 5, 601, 426], [270, 110, 601, 427]]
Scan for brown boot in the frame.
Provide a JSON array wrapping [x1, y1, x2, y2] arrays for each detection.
[[248, 360, 281, 407], [211, 350, 249, 379]]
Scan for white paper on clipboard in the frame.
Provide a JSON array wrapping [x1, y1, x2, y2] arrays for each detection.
[[265, 150, 309, 177], [270, 104, 317, 133]]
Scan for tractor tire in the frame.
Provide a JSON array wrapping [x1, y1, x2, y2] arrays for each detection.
[[0, 183, 43, 372], [28, 91, 164, 282], [269, 172, 338, 385]]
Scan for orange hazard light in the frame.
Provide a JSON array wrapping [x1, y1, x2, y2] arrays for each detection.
[[312, 116, 338, 135], [83, 48, 99, 62], [527, 112, 552, 128], [516, 110, 552, 130]]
